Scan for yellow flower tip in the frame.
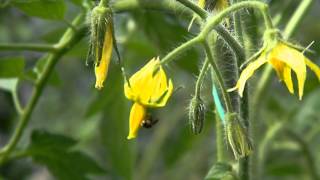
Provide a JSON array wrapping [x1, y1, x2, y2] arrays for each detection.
[[94, 62, 107, 90], [95, 81, 104, 90], [127, 134, 136, 140], [93, 23, 113, 90], [127, 103, 146, 140]]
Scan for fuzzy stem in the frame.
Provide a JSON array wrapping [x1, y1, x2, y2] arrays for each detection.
[[160, 37, 202, 65], [0, 14, 86, 164], [199, 1, 271, 38], [203, 41, 233, 113], [195, 59, 210, 99], [231, 0, 245, 45]]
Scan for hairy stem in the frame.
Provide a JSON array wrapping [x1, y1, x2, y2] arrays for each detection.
[[195, 59, 210, 98], [203, 41, 233, 113]]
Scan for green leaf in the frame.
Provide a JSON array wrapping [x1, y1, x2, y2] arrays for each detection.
[[0, 57, 25, 78], [12, 0, 66, 20], [0, 78, 18, 92], [205, 162, 234, 180], [25, 130, 105, 180]]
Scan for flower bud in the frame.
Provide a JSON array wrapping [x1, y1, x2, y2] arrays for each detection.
[[226, 113, 252, 159], [188, 96, 205, 134], [88, 5, 113, 89]]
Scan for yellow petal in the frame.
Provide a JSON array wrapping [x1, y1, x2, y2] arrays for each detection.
[[269, 58, 285, 81], [282, 66, 294, 94], [271, 43, 306, 99], [127, 102, 146, 140], [305, 58, 320, 81], [124, 57, 173, 107], [198, 0, 206, 9], [232, 54, 268, 97], [95, 23, 113, 90]]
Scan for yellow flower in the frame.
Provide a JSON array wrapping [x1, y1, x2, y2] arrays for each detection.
[[124, 57, 173, 139], [94, 23, 113, 90], [230, 42, 320, 100]]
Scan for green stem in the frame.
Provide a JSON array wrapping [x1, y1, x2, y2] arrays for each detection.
[[211, 67, 227, 162], [0, 15, 86, 164], [199, 1, 271, 38], [232, 0, 245, 46], [283, 0, 313, 38], [203, 41, 233, 113], [0, 43, 58, 52], [195, 59, 210, 98], [176, 0, 207, 19], [99, 0, 109, 7], [160, 37, 202, 65], [12, 88, 23, 115], [215, 25, 245, 65]]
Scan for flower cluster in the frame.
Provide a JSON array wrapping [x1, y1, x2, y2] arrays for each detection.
[[87, 0, 320, 160]]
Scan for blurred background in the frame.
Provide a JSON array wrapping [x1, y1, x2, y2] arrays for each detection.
[[0, 0, 319, 179]]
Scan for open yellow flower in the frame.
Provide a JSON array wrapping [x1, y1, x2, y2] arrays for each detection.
[[94, 23, 113, 90], [124, 57, 173, 139], [230, 42, 320, 100]]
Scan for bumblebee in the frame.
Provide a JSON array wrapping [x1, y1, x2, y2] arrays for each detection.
[[140, 115, 159, 129]]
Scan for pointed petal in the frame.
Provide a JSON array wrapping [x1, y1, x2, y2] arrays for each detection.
[[233, 55, 267, 97], [94, 23, 113, 89], [127, 103, 146, 140], [283, 66, 294, 94], [305, 58, 320, 81], [272, 43, 306, 100], [269, 58, 285, 81]]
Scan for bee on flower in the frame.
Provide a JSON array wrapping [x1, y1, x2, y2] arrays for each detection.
[[124, 57, 173, 139], [230, 29, 320, 100]]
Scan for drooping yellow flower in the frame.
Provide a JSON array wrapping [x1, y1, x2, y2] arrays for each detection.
[[230, 42, 320, 100], [94, 23, 113, 89], [124, 57, 173, 139]]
